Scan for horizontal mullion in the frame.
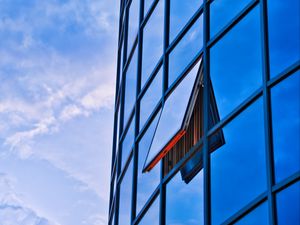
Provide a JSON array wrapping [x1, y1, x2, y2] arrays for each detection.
[[117, 151, 134, 183], [140, 0, 160, 29], [272, 171, 300, 194]]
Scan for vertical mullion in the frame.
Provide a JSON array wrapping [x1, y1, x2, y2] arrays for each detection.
[[203, 1, 211, 225], [260, 0, 277, 224]]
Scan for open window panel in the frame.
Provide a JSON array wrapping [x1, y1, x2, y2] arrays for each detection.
[[143, 58, 204, 173]]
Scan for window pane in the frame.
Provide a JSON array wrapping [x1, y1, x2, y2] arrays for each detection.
[[116, 106, 121, 152], [137, 111, 161, 213], [271, 72, 300, 183], [144, 0, 155, 18], [140, 68, 162, 130], [166, 170, 204, 225], [211, 99, 267, 225], [124, 48, 137, 125], [119, 160, 133, 225], [144, 61, 200, 170], [169, 0, 203, 42], [210, 0, 252, 38], [268, 0, 300, 77], [138, 197, 160, 225], [141, 0, 164, 88], [119, 38, 124, 85], [127, 0, 140, 56], [122, 117, 135, 169], [168, 16, 203, 86], [234, 202, 269, 225], [210, 6, 262, 119], [276, 181, 300, 225]]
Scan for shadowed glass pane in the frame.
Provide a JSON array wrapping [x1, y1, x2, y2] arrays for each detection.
[[271, 72, 300, 183], [119, 160, 133, 225], [140, 67, 162, 130], [166, 170, 204, 225], [234, 202, 269, 225], [210, 0, 252, 38], [137, 111, 161, 213], [169, 16, 203, 86], [268, 0, 300, 77], [169, 0, 203, 42], [122, 117, 135, 169], [210, 6, 262, 119], [142, 0, 164, 88], [276, 181, 300, 225], [144, 61, 200, 170], [138, 197, 160, 225], [127, 0, 140, 56], [211, 99, 267, 225], [124, 48, 137, 125]]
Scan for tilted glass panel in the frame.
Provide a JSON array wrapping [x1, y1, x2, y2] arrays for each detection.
[[137, 110, 161, 213], [271, 72, 300, 183], [234, 202, 269, 225], [268, 0, 300, 77], [141, 0, 164, 88], [210, 0, 252, 38], [168, 16, 203, 86], [124, 48, 137, 125], [119, 160, 133, 225], [144, 0, 155, 18], [138, 197, 160, 225], [276, 181, 300, 225], [210, 6, 262, 119], [121, 117, 135, 169], [211, 99, 267, 225], [169, 0, 203, 42], [144, 60, 200, 171], [166, 170, 204, 225], [127, 0, 140, 56], [140, 67, 163, 130]]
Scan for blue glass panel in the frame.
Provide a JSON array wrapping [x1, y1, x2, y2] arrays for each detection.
[[137, 111, 161, 213], [119, 160, 133, 225], [116, 106, 121, 152], [141, 0, 164, 88], [271, 72, 300, 183], [140, 68, 162, 130], [211, 99, 267, 225], [166, 170, 204, 225], [169, 0, 203, 42], [122, 118, 135, 169], [268, 0, 300, 77], [144, 0, 155, 18], [144, 61, 200, 170], [168, 16, 203, 86], [210, 0, 252, 38], [119, 38, 124, 86], [276, 181, 300, 225], [234, 202, 269, 225], [124, 48, 137, 125], [127, 0, 140, 56], [138, 197, 160, 225], [210, 6, 262, 119]]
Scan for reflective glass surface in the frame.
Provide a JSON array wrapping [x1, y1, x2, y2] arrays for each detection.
[[116, 106, 121, 152], [127, 0, 139, 57], [211, 99, 267, 225], [168, 16, 203, 86], [169, 0, 203, 42], [124, 48, 138, 125], [271, 72, 300, 183], [268, 0, 300, 77], [210, 7, 262, 119], [145, 61, 200, 170], [119, 160, 133, 225], [210, 0, 252, 38], [144, 0, 155, 18], [234, 202, 269, 225], [276, 181, 300, 225], [119, 38, 124, 85], [166, 170, 204, 225], [138, 197, 160, 225], [140, 68, 163, 130], [137, 111, 161, 213], [141, 0, 164, 88], [122, 118, 135, 169]]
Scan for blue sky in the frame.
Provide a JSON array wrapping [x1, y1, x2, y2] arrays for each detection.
[[0, 0, 119, 224]]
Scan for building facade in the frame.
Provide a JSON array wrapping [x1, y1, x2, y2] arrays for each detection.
[[109, 0, 300, 224]]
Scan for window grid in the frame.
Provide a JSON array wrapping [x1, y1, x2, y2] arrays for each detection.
[[109, 0, 300, 224]]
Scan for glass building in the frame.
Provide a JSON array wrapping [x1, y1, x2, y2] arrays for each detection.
[[109, 0, 300, 224]]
